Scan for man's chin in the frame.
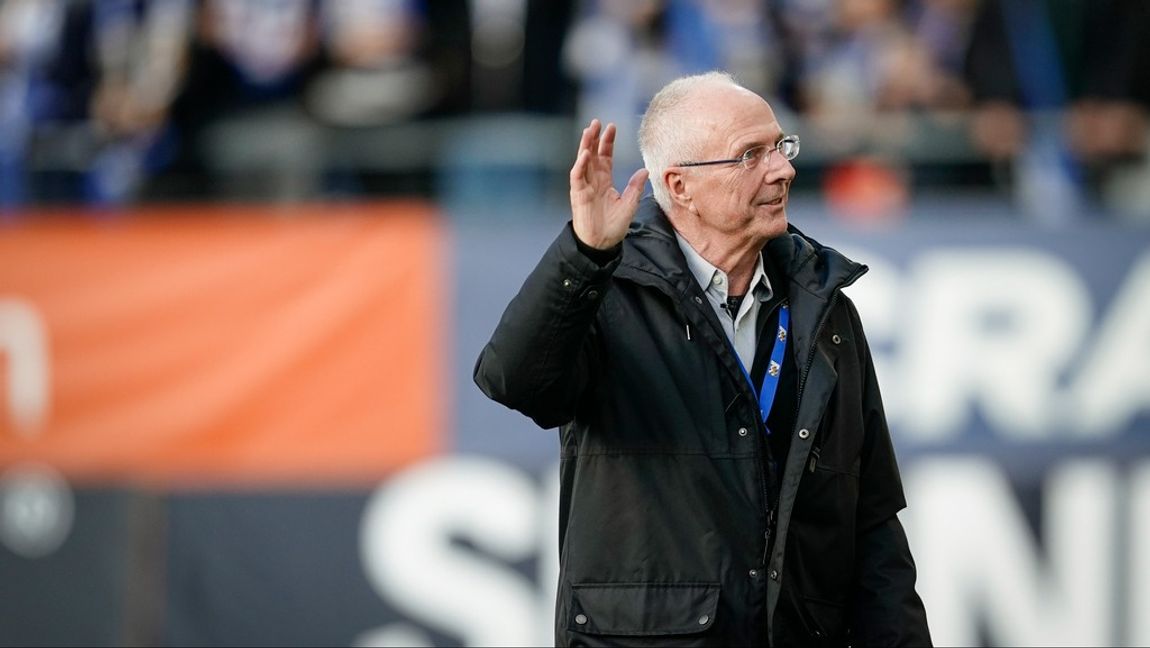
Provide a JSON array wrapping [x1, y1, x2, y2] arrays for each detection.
[[765, 216, 789, 239], [750, 206, 788, 240]]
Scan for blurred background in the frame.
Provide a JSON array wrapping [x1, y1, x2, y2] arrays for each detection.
[[0, 0, 1148, 645]]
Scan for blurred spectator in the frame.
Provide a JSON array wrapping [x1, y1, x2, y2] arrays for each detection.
[[165, 0, 474, 200], [792, 0, 913, 120], [964, 0, 1150, 220], [89, 2, 190, 143], [692, 0, 781, 98], [0, 0, 66, 208], [306, 0, 439, 127], [893, 0, 975, 110], [165, 0, 324, 200], [31, 0, 194, 205], [470, 0, 527, 111], [779, 0, 974, 121], [0, 0, 1145, 218], [562, 0, 680, 163], [87, 0, 193, 204], [768, 0, 978, 221], [563, 0, 781, 185]]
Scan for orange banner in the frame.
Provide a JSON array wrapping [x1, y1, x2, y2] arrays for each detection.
[[0, 202, 445, 486]]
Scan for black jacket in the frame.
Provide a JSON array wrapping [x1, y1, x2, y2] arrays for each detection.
[[475, 199, 930, 647]]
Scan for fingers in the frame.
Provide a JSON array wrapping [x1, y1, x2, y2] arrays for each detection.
[[579, 119, 601, 157], [580, 119, 612, 160], [571, 120, 600, 186], [620, 168, 650, 207], [598, 123, 616, 159], [569, 148, 589, 188], [570, 119, 627, 193]]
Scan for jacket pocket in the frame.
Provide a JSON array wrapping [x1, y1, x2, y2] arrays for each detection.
[[799, 595, 846, 645], [565, 582, 720, 647]]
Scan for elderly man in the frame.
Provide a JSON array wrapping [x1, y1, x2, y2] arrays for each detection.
[[475, 72, 930, 647]]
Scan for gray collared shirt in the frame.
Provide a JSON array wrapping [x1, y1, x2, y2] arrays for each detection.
[[675, 233, 773, 369]]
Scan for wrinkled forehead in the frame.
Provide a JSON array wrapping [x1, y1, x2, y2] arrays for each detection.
[[681, 83, 780, 151]]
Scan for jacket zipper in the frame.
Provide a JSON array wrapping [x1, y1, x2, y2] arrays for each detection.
[[761, 508, 775, 566], [756, 299, 786, 568], [684, 292, 780, 567]]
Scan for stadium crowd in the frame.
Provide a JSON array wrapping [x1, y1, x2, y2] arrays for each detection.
[[1, 0, 1147, 220]]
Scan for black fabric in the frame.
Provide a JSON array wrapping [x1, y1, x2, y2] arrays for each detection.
[[575, 234, 624, 266], [723, 294, 745, 319], [475, 197, 930, 647]]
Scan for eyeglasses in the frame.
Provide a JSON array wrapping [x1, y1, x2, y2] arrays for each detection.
[[678, 134, 800, 171]]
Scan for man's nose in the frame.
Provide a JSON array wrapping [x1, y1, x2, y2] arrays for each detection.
[[764, 154, 796, 184]]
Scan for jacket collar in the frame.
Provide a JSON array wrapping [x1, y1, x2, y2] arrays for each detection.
[[618, 197, 867, 301]]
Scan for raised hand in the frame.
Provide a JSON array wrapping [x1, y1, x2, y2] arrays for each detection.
[[569, 119, 650, 250]]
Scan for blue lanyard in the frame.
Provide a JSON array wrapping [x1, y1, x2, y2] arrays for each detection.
[[734, 304, 789, 434]]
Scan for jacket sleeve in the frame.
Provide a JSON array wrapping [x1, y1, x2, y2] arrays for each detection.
[[844, 297, 933, 646], [473, 223, 619, 429], [851, 516, 932, 646]]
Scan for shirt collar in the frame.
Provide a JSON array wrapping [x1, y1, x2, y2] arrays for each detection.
[[674, 232, 773, 302]]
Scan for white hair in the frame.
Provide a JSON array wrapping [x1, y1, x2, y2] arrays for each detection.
[[638, 71, 743, 214]]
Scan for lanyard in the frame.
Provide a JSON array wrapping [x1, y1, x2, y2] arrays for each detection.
[[734, 303, 789, 434]]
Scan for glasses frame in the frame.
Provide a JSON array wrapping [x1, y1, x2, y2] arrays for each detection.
[[677, 134, 801, 170]]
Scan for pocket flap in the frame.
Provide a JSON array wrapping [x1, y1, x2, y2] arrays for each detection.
[[568, 582, 720, 636]]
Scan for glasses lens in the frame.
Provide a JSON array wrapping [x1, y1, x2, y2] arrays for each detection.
[[778, 135, 800, 161], [741, 145, 767, 170]]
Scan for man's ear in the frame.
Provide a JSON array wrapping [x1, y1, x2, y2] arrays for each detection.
[[665, 169, 692, 210]]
